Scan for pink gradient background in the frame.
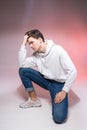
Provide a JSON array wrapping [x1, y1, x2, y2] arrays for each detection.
[[0, 0, 87, 83], [0, 1, 87, 130]]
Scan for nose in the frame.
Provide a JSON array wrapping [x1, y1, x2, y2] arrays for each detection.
[[30, 44, 35, 50]]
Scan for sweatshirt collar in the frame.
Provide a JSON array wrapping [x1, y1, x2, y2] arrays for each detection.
[[36, 40, 55, 56]]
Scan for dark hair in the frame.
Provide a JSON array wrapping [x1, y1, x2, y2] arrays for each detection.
[[25, 29, 45, 42]]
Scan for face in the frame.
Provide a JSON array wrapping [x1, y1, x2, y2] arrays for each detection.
[[27, 37, 42, 52]]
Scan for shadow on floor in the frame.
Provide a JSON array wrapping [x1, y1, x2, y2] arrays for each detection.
[[16, 84, 51, 101], [68, 89, 80, 107], [16, 84, 80, 107]]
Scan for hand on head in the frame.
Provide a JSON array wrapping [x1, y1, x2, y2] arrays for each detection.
[[22, 35, 29, 45]]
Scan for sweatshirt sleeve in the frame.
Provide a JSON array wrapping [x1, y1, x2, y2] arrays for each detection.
[[18, 45, 37, 68], [59, 47, 77, 93]]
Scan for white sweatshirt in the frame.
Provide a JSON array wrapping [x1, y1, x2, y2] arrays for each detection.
[[18, 40, 77, 93]]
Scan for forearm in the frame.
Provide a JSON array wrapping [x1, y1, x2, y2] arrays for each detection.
[[18, 35, 29, 67], [62, 68, 77, 93], [18, 45, 27, 67]]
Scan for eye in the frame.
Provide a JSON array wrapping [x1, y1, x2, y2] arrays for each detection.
[[29, 41, 33, 45]]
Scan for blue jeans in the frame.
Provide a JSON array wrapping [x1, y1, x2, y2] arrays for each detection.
[[19, 68, 68, 123]]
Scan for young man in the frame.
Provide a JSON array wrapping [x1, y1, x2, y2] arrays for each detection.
[[18, 29, 77, 123]]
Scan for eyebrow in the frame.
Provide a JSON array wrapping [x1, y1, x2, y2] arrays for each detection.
[[28, 41, 33, 45]]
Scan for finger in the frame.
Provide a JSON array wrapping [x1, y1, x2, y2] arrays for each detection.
[[54, 97, 61, 104], [24, 35, 28, 39]]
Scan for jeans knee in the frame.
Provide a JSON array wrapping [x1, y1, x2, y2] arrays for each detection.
[[19, 67, 32, 78], [19, 67, 28, 78], [53, 112, 67, 124], [19, 67, 24, 77]]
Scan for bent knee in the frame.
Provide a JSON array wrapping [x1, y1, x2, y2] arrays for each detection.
[[19, 67, 28, 76], [19, 67, 24, 76], [19, 67, 33, 77], [53, 113, 67, 124]]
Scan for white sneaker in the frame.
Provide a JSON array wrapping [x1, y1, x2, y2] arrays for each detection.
[[19, 98, 41, 108]]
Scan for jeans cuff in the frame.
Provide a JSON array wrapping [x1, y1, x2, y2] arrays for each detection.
[[25, 88, 34, 92]]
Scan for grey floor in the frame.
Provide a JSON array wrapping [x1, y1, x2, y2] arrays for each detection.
[[0, 73, 87, 130]]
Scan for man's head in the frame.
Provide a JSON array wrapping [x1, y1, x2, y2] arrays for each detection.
[[25, 29, 46, 52], [25, 29, 45, 42]]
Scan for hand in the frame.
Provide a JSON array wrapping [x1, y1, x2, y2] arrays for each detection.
[[54, 90, 67, 104], [22, 35, 29, 46]]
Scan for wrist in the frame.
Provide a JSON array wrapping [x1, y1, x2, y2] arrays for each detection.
[[22, 41, 26, 46], [62, 90, 67, 95]]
